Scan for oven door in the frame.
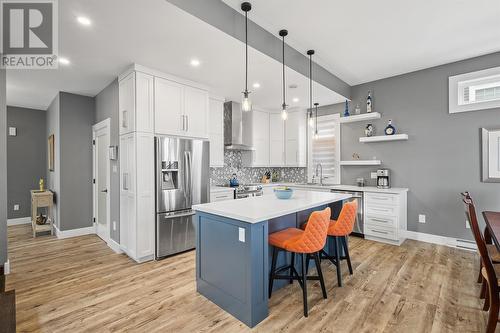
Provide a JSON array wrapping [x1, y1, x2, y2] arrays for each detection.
[[156, 209, 196, 259]]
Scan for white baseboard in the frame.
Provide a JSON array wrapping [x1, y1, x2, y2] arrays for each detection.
[[3, 259, 10, 274], [403, 230, 476, 251], [107, 238, 123, 254], [7, 216, 31, 226], [55, 225, 95, 239]]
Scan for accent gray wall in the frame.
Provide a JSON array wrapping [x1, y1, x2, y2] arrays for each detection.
[[319, 52, 500, 240], [95, 79, 120, 242], [46, 94, 61, 228], [59, 92, 95, 231], [0, 68, 7, 266], [7, 106, 47, 219]]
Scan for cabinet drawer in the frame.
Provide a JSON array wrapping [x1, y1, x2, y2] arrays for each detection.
[[364, 224, 398, 240], [365, 215, 398, 228], [35, 196, 51, 207], [365, 193, 399, 206], [365, 205, 398, 216], [210, 192, 234, 202]]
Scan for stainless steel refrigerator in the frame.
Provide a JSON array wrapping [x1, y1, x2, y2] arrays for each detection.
[[155, 136, 210, 259]]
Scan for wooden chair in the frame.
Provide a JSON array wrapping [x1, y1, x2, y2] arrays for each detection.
[[463, 194, 499, 333], [0, 265, 16, 333]]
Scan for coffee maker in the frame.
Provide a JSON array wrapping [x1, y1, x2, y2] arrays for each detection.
[[376, 169, 390, 189]]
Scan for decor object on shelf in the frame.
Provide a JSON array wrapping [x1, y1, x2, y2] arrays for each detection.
[[365, 123, 374, 137], [279, 29, 288, 120], [39, 178, 44, 192], [35, 214, 47, 225], [352, 153, 360, 160], [344, 100, 350, 117], [48, 134, 54, 171], [384, 119, 396, 135], [481, 128, 500, 182], [274, 187, 294, 199], [307, 49, 315, 128], [366, 91, 373, 113], [354, 103, 361, 115], [241, 2, 252, 112]]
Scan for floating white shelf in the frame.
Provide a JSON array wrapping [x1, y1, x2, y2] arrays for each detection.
[[359, 134, 409, 143], [340, 112, 381, 124], [340, 160, 382, 166]]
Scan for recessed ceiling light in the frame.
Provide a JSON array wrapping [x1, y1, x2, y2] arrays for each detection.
[[190, 59, 200, 67], [77, 16, 91, 26], [292, 97, 300, 103], [252, 82, 260, 89], [58, 57, 70, 65]]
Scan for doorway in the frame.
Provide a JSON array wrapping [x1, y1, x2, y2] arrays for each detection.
[[92, 119, 111, 244]]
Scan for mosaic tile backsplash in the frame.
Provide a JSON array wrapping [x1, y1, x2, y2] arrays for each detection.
[[210, 150, 307, 185]]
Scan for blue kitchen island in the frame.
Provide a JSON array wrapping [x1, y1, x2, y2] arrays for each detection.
[[192, 191, 351, 327]]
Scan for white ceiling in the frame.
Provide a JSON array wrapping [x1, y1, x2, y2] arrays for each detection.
[[6, 0, 344, 110], [224, 0, 500, 85]]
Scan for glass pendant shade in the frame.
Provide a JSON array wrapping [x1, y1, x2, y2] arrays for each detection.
[[242, 91, 252, 112], [281, 104, 288, 120], [308, 113, 314, 128]]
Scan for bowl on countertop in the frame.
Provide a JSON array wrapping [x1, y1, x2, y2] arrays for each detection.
[[273, 187, 294, 199]]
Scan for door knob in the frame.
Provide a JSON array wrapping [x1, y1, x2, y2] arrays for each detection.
[[101, 189, 108, 193]]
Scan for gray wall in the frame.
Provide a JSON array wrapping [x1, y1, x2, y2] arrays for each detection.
[[46, 94, 61, 227], [7, 106, 47, 219], [59, 92, 95, 231], [95, 79, 120, 242], [320, 52, 500, 240], [0, 68, 7, 266]]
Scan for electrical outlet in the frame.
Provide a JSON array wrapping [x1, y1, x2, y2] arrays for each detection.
[[370, 172, 377, 179], [466, 219, 471, 229], [13, 204, 19, 211], [113, 221, 117, 231], [418, 214, 426, 223]]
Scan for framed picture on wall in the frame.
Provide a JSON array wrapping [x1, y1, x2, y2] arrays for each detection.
[[48, 134, 55, 171], [482, 128, 500, 183]]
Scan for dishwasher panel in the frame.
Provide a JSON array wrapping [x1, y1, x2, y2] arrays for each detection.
[[330, 190, 364, 236]]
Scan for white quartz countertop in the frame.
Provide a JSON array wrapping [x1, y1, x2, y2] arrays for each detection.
[[193, 191, 351, 223], [257, 182, 408, 194]]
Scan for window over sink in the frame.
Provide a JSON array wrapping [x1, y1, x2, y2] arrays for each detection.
[[307, 113, 340, 185]]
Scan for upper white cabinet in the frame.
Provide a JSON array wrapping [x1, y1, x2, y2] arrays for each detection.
[[242, 110, 270, 167], [154, 77, 209, 139], [119, 72, 154, 135], [208, 96, 225, 167], [285, 111, 307, 167], [269, 113, 285, 166]]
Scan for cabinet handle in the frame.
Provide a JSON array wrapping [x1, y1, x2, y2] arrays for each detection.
[[296, 150, 298, 162], [371, 229, 389, 235], [215, 195, 229, 199], [372, 196, 389, 201], [181, 115, 185, 131], [371, 207, 390, 212], [371, 218, 390, 223], [186, 115, 189, 132], [123, 173, 129, 190], [122, 110, 127, 128]]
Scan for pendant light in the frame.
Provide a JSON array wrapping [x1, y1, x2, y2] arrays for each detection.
[[307, 49, 315, 128], [279, 29, 288, 120], [241, 2, 252, 112], [314, 102, 319, 140]]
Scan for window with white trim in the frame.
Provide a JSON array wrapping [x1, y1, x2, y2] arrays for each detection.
[[449, 66, 500, 114], [307, 113, 340, 185]]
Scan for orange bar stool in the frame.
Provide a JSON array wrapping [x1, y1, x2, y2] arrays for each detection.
[[321, 201, 357, 287], [268, 207, 331, 317]]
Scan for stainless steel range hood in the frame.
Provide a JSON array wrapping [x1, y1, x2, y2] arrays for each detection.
[[224, 101, 254, 151]]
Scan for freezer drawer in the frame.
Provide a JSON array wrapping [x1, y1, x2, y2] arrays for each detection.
[[156, 210, 196, 259]]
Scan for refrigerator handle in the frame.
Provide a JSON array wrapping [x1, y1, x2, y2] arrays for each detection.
[[184, 151, 192, 206]]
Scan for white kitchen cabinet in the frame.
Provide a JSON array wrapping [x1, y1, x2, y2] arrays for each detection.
[[210, 189, 235, 202], [285, 111, 307, 167], [242, 110, 270, 167], [119, 72, 154, 135], [364, 191, 407, 246], [208, 97, 225, 167], [154, 77, 209, 138], [119, 132, 155, 262], [269, 113, 285, 166]]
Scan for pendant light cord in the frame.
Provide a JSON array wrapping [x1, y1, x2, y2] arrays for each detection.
[[282, 35, 285, 108], [245, 11, 248, 93], [309, 53, 312, 116]]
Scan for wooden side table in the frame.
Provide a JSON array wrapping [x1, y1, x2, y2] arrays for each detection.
[[30, 190, 54, 237]]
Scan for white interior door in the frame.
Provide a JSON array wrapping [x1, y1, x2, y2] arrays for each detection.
[[93, 119, 111, 243]]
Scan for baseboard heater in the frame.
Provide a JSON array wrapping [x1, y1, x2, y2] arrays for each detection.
[[450, 238, 476, 251]]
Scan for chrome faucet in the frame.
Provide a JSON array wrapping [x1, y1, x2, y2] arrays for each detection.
[[315, 163, 323, 185]]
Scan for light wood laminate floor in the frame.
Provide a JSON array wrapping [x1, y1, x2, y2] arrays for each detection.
[[6, 224, 490, 332]]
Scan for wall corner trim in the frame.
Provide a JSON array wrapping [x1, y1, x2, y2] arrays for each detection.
[[7, 217, 31, 226], [55, 225, 95, 239], [403, 230, 476, 251]]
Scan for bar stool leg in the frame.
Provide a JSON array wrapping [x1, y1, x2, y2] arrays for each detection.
[[342, 236, 353, 275], [269, 247, 278, 298], [289, 252, 295, 284], [301, 253, 308, 317], [334, 236, 342, 287], [314, 252, 327, 299]]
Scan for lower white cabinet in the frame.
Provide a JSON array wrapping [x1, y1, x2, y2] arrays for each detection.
[[119, 132, 155, 262], [364, 192, 407, 245]]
